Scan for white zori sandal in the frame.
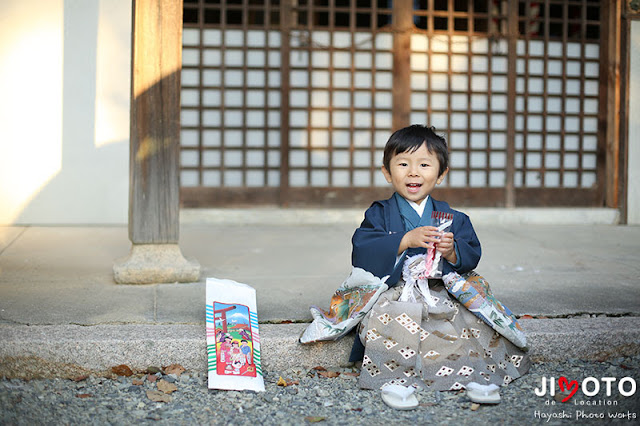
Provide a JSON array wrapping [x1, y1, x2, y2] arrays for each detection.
[[465, 382, 501, 404], [380, 384, 419, 410]]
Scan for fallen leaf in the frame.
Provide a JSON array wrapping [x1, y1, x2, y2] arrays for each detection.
[[287, 380, 300, 386], [317, 371, 340, 378], [520, 315, 533, 319], [277, 376, 288, 387], [146, 366, 162, 375], [342, 372, 359, 377], [76, 393, 93, 398], [112, 364, 134, 377], [72, 375, 89, 382], [554, 392, 571, 403], [163, 364, 186, 376], [157, 379, 178, 394], [312, 366, 327, 371], [351, 408, 363, 412], [621, 364, 633, 370], [147, 390, 171, 403], [132, 379, 144, 386], [147, 374, 158, 383], [470, 403, 480, 411], [305, 416, 325, 423]]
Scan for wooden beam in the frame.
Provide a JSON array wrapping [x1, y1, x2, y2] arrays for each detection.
[[601, 0, 622, 208], [505, 0, 518, 208], [392, 0, 412, 131], [129, 0, 183, 243]]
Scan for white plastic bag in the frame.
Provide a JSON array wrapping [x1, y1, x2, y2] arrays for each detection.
[[299, 268, 388, 344], [206, 278, 265, 392]]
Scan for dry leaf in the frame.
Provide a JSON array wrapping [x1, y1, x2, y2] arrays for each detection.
[[147, 390, 171, 403], [312, 366, 327, 371], [342, 372, 359, 377], [287, 380, 300, 386], [132, 379, 144, 386], [72, 375, 89, 382], [317, 371, 340, 378], [163, 364, 186, 376], [470, 403, 480, 411], [146, 366, 162, 374], [147, 374, 158, 383], [305, 416, 325, 423], [111, 364, 134, 377], [157, 379, 178, 394], [276, 376, 288, 387], [75, 393, 93, 399]]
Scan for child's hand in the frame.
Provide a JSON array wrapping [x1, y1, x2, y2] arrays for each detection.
[[437, 232, 457, 264], [399, 228, 458, 265], [398, 226, 443, 253]]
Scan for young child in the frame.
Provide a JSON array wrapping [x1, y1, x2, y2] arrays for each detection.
[[351, 124, 529, 392]]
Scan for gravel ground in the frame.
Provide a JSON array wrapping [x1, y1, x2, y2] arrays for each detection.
[[1, 357, 639, 425]]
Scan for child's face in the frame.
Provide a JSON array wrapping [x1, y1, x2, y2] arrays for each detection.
[[382, 142, 448, 205]]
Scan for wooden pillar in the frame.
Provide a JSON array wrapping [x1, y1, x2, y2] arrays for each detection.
[[505, 0, 518, 208], [392, 0, 413, 131], [601, 0, 622, 209], [114, 0, 200, 284]]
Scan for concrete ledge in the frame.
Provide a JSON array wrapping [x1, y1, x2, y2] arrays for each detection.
[[181, 207, 620, 226], [1, 318, 638, 378]]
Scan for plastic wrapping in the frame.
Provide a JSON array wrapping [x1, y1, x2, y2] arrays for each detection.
[[424, 211, 454, 278]]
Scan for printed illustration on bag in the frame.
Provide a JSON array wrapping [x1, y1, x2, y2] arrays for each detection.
[[207, 302, 257, 377]]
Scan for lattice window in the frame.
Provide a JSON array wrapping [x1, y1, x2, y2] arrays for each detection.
[[514, 0, 601, 189], [181, 1, 283, 189], [180, 0, 607, 207]]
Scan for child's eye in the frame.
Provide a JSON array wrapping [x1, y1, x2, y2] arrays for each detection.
[[421, 163, 428, 167], [399, 162, 408, 167]]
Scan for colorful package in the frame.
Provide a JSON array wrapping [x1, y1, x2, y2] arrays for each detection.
[[425, 211, 454, 278], [299, 267, 388, 344], [206, 278, 265, 392]]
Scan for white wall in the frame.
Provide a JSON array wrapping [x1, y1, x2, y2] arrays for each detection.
[[0, 0, 131, 225], [628, 21, 640, 225]]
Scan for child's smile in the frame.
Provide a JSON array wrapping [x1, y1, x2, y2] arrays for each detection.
[[381, 142, 448, 205]]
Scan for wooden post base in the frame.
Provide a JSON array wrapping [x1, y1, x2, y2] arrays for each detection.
[[113, 244, 200, 284]]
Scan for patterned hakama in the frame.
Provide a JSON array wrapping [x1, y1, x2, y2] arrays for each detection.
[[358, 280, 530, 391]]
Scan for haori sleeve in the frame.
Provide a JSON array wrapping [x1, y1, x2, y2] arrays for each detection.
[[351, 203, 405, 282]]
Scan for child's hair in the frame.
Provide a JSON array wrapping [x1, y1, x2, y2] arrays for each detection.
[[383, 124, 449, 177]]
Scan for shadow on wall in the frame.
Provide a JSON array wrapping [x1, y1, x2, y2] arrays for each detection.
[[13, 0, 129, 225]]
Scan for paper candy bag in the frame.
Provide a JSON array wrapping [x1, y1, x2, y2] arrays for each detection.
[[206, 278, 265, 392], [299, 268, 388, 344], [443, 271, 528, 349]]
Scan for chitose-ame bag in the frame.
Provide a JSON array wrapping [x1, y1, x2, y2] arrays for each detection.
[[206, 278, 265, 392]]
